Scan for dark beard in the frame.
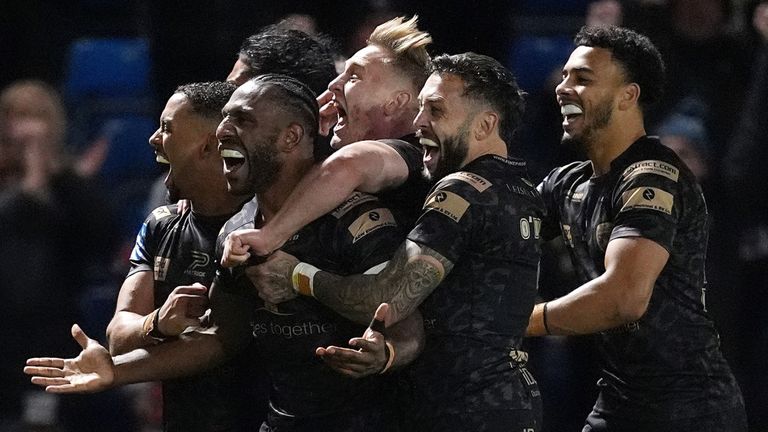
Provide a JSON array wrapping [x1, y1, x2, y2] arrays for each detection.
[[246, 134, 283, 194], [561, 99, 613, 155], [424, 123, 471, 182]]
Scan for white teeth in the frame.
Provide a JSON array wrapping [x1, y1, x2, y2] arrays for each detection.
[[220, 149, 245, 159], [561, 104, 583, 116], [156, 154, 170, 164], [420, 138, 438, 148]]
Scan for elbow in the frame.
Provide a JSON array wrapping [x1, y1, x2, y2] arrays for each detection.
[[615, 291, 651, 323]]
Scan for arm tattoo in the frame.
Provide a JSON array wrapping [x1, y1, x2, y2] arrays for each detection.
[[313, 240, 454, 325]]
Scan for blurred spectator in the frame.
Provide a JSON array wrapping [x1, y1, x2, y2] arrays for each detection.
[[0, 80, 127, 431], [658, 113, 711, 182], [722, 3, 768, 430], [647, 0, 750, 159]]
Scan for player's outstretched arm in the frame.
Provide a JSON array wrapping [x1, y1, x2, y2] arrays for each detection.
[[232, 141, 410, 258], [25, 324, 115, 394]]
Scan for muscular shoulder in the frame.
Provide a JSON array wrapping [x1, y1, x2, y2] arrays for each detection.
[[143, 204, 181, 233], [326, 191, 398, 241]]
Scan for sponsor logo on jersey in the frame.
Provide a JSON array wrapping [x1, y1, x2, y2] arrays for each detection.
[[442, 171, 492, 192], [600, 321, 640, 334], [520, 216, 542, 240], [151, 206, 173, 221], [347, 208, 396, 243], [423, 190, 470, 222], [620, 187, 674, 215], [185, 251, 211, 278], [595, 221, 614, 251], [621, 159, 679, 182], [562, 224, 574, 247], [154, 256, 171, 281], [331, 192, 378, 219]]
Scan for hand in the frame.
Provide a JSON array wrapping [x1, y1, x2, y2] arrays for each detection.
[[316, 303, 391, 378], [754, 3, 768, 42], [317, 90, 338, 137], [221, 229, 255, 268], [157, 283, 209, 336], [245, 250, 300, 304], [586, 0, 622, 27], [176, 199, 191, 215], [24, 324, 115, 394]]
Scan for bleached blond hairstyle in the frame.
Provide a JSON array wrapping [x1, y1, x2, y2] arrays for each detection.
[[367, 15, 432, 91]]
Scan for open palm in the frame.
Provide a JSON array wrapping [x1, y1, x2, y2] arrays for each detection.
[[24, 324, 115, 394]]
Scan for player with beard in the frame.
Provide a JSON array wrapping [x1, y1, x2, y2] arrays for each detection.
[[25, 75, 423, 432], [221, 16, 433, 264], [526, 26, 746, 431], [105, 81, 267, 431], [246, 54, 544, 431]]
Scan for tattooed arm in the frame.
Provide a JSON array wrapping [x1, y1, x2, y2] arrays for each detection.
[[310, 240, 454, 325]]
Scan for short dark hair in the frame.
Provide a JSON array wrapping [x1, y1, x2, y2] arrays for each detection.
[[574, 25, 665, 111], [175, 81, 236, 119], [430, 52, 526, 146], [238, 25, 337, 96], [250, 74, 319, 143]]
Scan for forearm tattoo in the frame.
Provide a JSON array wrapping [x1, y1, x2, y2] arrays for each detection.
[[313, 241, 453, 325]]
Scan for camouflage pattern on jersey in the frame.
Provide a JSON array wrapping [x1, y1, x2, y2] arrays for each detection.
[[128, 204, 265, 431], [215, 193, 402, 430], [407, 154, 544, 429], [538, 136, 744, 422]]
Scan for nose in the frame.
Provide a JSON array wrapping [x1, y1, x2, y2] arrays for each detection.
[[328, 72, 344, 96], [148, 127, 161, 147], [413, 106, 429, 130], [216, 118, 232, 141], [555, 77, 571, 97]]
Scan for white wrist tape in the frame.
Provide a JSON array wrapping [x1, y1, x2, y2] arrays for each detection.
[[292, 262, 320, 297]]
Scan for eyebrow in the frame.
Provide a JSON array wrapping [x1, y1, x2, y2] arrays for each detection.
[[568, 66, 595, 75]]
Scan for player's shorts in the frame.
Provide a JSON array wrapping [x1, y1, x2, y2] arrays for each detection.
[[582, 404, 748, 432]]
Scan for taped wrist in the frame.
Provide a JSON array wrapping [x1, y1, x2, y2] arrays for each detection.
[[292, 262, 320, 297]]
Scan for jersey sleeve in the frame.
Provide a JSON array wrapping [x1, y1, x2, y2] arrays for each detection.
[[329, 193, 403, 274], [537, 167, 565, 242], [610, 158, 683, 251], [379, 138, 424, 186], [127, 205, 175, 277], [406, 177, 479, 263]]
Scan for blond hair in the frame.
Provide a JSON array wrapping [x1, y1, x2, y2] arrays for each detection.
[[367, 15, 432, 91]]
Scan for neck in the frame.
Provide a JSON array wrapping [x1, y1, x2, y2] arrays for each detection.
[[259, 158, 314, 222], [587, 115, 646, 176], [465, 136, 508, 166], [189, 176, 246, 217]]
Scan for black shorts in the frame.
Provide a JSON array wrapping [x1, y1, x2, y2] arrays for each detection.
[[582, 404, 748, 432]]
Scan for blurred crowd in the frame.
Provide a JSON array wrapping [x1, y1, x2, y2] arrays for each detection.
[[1, 0, 767, 431]]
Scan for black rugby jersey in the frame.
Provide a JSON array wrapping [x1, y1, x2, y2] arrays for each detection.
[[406, 154, 544, 427], [538, 136, 743, 421], [215, 192, 402, 431], [129, 205, 265, 431], [376, 134, 432, 229]]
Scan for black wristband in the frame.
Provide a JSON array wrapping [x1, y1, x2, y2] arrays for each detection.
[[542, 302, 552, 335], [368, 316, 386, 335], [147, 309, 169, 341]]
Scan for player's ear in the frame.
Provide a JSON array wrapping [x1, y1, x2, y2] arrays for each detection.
[[618, 83, 640, 111], [278, 123, 305, 152], [201, 132, 219, 158], [474, 110, 498, 141], [384, 91, 412, 117]]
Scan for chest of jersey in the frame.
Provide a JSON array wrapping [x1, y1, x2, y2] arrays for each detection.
[[558, 177, 616, 281]]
